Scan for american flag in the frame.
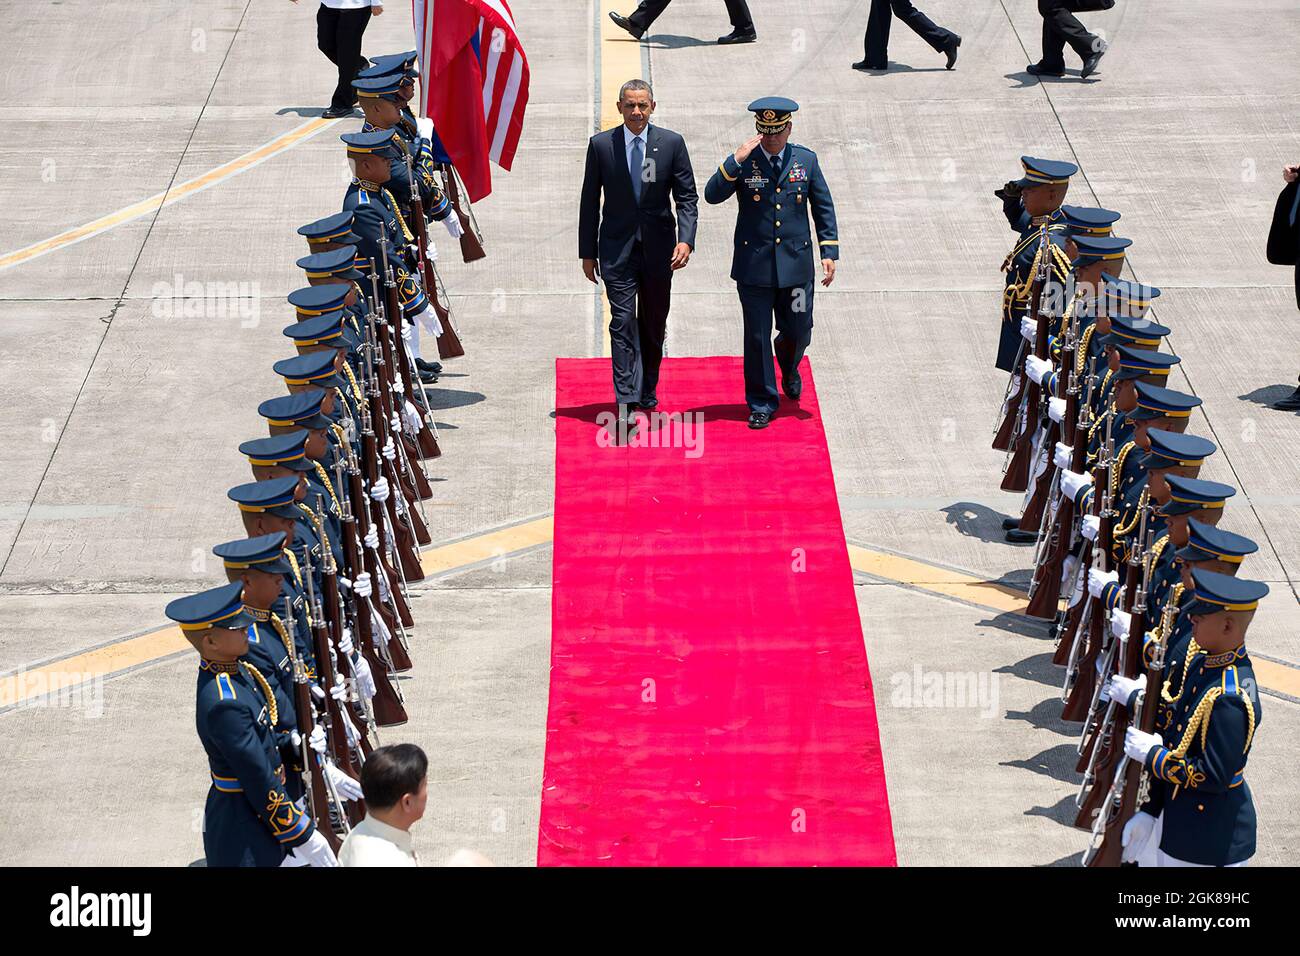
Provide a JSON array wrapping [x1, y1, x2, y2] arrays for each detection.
[[413, 0, 530, 202]]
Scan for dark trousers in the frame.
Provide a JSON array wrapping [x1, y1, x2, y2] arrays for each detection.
[[604, 244, 672, 405], [628, 0, 754, 33], [738, 281, 814, 414], [1037, 0, 1105, 71], [864, 0, 956, 65], [317, 4, 372, 111]]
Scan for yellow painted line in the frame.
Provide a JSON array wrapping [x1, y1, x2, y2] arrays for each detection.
[[0, 516, 553, 712], [0, 117, 339, 272], [847, 544, 1029, 615], [596, 2, 643, 358], [0, 627, 188, 710], [419, 516, 554, 576], [1253, 659, 1300, 699]]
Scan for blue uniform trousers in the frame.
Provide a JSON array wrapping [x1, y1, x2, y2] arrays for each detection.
[[738, 280, 814, 414]]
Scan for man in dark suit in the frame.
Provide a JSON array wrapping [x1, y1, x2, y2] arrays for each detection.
[[1028, 0, 1112, 79], [704, 97, 838, 430], [853, 0, 961, 72], [1267, 163, 1300, 410], [609, 1, 756, 45], [579, 79, 698, 419]]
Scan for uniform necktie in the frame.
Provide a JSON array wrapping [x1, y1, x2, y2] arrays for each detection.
[[630, 137, 643, 203]]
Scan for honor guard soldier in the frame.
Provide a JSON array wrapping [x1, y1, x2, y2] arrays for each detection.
[[166, 582, 335, 867], [353, 71, 461, 238], [240, 430, 345, 571], [705, 96, 839, 429], [994, 156, 1076, 372], [1115, 568, 1268, 867], [298, 210, 362, 254], [275, 347, 358, 430], [341, 129, 442, 359]]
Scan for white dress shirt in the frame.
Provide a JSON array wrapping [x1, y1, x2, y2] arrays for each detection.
[[319, 0, 381, 10], [760, 146, 786, 169], [338, 814, 420, 867], [624, 125, 649, 177]]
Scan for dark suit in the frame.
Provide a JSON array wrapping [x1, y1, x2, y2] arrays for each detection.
[[625, 0, 753, 35], [1267, 179, 1300, 309], [863, 0, 957, 67], [705, 144, 838, 413], [579, 123, 698, 405], [1036, 0, 1112, 72]]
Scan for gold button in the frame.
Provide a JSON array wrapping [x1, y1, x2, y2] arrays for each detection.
[[776, 204, 781, 209], [775, 237, 781, 244], [775, 220, 781, 227], [776, 187, 782, 193], [1197, 804, 1205, 812]]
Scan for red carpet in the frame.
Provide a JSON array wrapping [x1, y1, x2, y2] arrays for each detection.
[[539, 356, 896, 866]]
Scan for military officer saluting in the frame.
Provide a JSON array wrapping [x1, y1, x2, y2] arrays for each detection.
[[705, 97, 838, 429], [165, 582, 336, 867]]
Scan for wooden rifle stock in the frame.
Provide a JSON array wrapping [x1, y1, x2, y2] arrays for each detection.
[[410, 186, 466, 360], [380, 261, 443, 460], [440, 163, 486, 263], [339, 469, 409, 726]]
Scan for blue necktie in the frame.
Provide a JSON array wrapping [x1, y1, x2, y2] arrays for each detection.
[[769, 150, 782, 178], [630, 137, 643, 204]]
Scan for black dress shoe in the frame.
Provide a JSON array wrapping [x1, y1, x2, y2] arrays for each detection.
[[852, 59, 888, 71], [1005, 528, 1038, 544], [415, 358, 442, 375], [748, 411, 771, 430], [943, 35, 961, 70], [322, 105, 356, 119], [781, 370, 802, 400], [1001, 517, 1021, 531], [1026, 63, 1066, 77], [1080, 41, 1107, 79], [1273, 386, 1300, 410], [718, 29, 757, 44], [608, 12, 643, 39], [638, 396, 658, 410], [419, 369, 439, 385]]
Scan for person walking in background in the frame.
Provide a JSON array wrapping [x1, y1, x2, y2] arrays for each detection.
[[579, 79, 698, 430], [1267, 163, 1300, 410], [609, 1, 757, 45], [293, 0, 384, 118], [339, 744, 428, 866], [1028, 0, 1112, 79], [853, 0, 960, 72]]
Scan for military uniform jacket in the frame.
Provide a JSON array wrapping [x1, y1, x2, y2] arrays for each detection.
[[362, 120, 451, 223], [705, 144, 838, 288], [1139, 647, 1260, 865], [196, 661, 314, 866], [342, 180, 429, 322]]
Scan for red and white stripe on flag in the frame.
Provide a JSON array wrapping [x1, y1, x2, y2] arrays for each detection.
[[413, 0, 530, 202]]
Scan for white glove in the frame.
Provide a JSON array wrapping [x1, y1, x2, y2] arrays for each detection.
[[310, 682, 326, 701], [337, 627, 354, 657], [352, 655, 376, 701], [1088, 567, 1118, 599], [1124, 727, 1163, 763], [1106, 674, 1145, 706], [416, 116, 434, 140], [324, 761, 364, 801], [290, 729, 303, 750], [369, 477, 390, 503], [290, 829, 339, 868], [425, 241, 439, 263], [1024, 354, 1051, 384], [413, 305, 443, 336], [390, 413, 403, 436], [329, 678, 349, 704], [363, 527, 379, 551], [1060, 469, 1092, 503], [308, 725, 326, 755], [1053, 442, 1073, 470], [443, 209, 464, 239], [1110, 608, 1132, 638], [403, 400, 424, 435], [353, 571, 373, 599], [382, 436, 397, 462], [1048, 397, 1066, 423], [1081, 514, 1100, 541], [1121, 811, 1158, 864], [1020, 316, 1038, 343]]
